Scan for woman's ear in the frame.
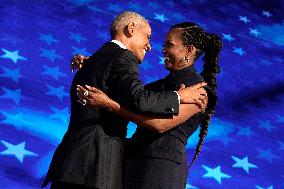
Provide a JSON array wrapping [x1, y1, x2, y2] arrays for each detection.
[[186, 45, 197, 58]]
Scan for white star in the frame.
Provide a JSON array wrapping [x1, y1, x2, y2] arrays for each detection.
[[202, 165, 231, 184], [45, 85, 68, 101], [239, 16, 250, 24], [49, 107, 70, 125], [159, 56, 165, 64], [154, 13, 168, 22], [249, 28, 261, 36], [0, 48, 27, 63], [256, 185, 274, 189], [186, 183, 199, 189], [262, 10, 272, 18], [233, 47, 245, 56], [0, 140, 38, 163], [232, 156, 257, 173], [222, 33, 235, 42]]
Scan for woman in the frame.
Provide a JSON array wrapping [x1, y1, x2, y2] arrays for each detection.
[[76, 22, 222, 189]]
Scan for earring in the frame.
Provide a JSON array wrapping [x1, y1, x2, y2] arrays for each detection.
[[178, 57, 188, 67]]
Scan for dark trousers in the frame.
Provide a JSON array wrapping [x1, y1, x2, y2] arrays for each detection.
[[50, 181, 98, 189]]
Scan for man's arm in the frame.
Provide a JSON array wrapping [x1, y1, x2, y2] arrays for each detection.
[[71, 53, 207, 115], [108, 50, 206, 115], [77, 85, 207, 133]]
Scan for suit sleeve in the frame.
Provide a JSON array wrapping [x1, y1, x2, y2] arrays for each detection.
[[108, 50, 179, 115]]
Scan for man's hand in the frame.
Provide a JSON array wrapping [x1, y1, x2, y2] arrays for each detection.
[[71, 54, 89, 72], [177, 82, 208, 110], [76, 85, 120, 111]]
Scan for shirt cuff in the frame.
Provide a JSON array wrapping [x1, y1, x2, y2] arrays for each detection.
[[174, 91, 180, 104]]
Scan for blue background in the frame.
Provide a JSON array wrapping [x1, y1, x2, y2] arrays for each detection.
[[0, 0, 283, 188]]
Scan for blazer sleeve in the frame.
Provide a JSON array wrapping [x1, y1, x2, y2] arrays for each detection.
[[108, 50, 179, 115]]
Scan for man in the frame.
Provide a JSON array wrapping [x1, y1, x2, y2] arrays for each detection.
[[42, 11, 206, 189]]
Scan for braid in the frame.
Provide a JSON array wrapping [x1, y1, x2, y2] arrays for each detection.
[[189, 34, 222, 167], [171, 22, 223, 167]]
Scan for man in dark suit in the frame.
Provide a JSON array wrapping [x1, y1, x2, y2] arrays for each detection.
[[42, 11, 206, 189]]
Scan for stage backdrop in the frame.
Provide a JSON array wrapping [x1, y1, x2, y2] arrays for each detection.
[[0, 0, 283, 188]]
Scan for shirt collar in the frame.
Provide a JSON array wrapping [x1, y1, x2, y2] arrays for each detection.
[[111, 40, 127, 49]]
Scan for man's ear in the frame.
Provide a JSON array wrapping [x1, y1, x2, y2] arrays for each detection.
[[124, 22, 135, 37]]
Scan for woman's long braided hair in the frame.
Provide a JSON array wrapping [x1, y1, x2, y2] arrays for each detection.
[[171, 22, 223, 167]]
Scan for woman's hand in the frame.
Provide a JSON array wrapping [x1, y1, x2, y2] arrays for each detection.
[[76, 85, 120, 111], [71, 54, 89, 72]]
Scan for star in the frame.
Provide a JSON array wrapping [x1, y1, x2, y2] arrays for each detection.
[[107, 3, 123, 13], [232, 156, 257, 173], [258, 120, 276, 132], [262, 10, 272, 18], [239, 16, 250, 24], [45, 85, 68, 101], [256, 185, 274, 189], [42, 65, 66, 80], [159, 56, 165, 64], [140, 60, 154, 71], [72, 46, 91, 56], [1, 112, 24, 130], [147, 2, 159, 9], [276, 115, 284, 123], [69, 33, 87, 43], [277, 141, 284, 150], [249, 28, 261, 37], [0, 48, 27, 63], [0, 67, 22, 83], [49, 107, 70, 125], [186, 183, 198, 189], [257, 148, 280, 164], [38, 33, 59, 45], [0, 140, 38, 163], [202, 165, 231, 184], [154, 13, 168, 22], [222, 33, 235, 42], [128, 2, 143, 12], [236, 126, 256, 139], [0, 87, 21, 105], [40, 48, 63, 62], [233, 47, 245, 56]]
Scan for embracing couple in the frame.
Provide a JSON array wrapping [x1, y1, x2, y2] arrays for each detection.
[[42, 11, 222, 189]]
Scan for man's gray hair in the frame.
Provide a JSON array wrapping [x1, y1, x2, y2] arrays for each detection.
[[110, 11, 147, 38]]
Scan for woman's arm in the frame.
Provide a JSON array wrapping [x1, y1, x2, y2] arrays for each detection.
[[77, 85, 207, 133]]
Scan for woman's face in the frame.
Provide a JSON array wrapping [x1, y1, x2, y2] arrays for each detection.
[[162, 28, 190, 71]]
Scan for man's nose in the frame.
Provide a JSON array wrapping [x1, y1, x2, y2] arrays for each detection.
[[146, 44, 151, 52]]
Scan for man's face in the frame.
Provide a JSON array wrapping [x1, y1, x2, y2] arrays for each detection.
[[130, 21, 151, 63]]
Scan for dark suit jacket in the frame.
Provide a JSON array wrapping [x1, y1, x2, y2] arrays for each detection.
[[125, 66, 217, 189], [42, 42, 179, 189]]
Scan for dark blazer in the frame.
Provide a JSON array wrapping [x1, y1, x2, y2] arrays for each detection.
[[125, 66, 217, 189], [42, 42, 179, 189]]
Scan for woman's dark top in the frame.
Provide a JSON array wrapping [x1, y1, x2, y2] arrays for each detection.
[[125, 65, 216, 189]]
